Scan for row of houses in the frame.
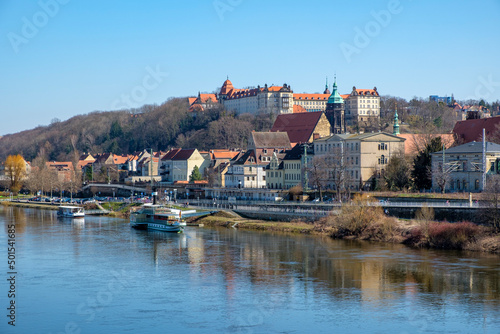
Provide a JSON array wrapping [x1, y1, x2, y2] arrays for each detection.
[[5, 105, 500, 197], [74, 113, 500, 195]]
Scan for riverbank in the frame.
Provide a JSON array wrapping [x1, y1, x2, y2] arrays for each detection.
[[190, 203, 500, 254], [0, 200, 136, 218], [5, 199, 499, 254]]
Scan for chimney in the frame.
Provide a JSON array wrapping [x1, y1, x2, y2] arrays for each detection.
[[313, 133, 320, 140]]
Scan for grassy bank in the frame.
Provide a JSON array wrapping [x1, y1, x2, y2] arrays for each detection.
[[190, 212, 334, 235], [0, 201, 59, 210], [192, 196, 500, 254]]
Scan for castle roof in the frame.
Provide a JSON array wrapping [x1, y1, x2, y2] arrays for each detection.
[[350, 87, 379, 97], [328, 81, 344, 104], [219, 79, 234, 95]]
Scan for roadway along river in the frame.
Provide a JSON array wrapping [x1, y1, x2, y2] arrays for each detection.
[[1, 206, 499, 333]]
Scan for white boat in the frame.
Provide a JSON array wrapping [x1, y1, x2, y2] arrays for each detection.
[[130, 204, 184, 233], [57, 206, 85, 218]]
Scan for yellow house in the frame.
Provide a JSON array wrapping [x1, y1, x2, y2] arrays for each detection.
[[314, 132, 405, 190], [171, 149, 210, 182]]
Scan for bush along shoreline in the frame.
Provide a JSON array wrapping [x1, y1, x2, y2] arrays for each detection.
[[192, 195, 500, 254]]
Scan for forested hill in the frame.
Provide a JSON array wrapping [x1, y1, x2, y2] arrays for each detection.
[[0, 98, 275, 161]]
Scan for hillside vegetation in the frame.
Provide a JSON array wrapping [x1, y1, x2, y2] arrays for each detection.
[[0, 98, 275, 161]]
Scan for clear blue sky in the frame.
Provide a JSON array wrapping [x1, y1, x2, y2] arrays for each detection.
[[1, 0, 499, 136]]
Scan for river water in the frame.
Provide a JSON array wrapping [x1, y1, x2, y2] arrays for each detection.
[[1, 206, 499, 334]]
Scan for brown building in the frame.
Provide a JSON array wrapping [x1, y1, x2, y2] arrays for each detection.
[[270, 111, 331, 144]]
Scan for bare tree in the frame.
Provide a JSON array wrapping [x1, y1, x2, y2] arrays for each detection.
[[324, 148, 351, 202], [431, 160, 455, 193], [307, 155, 328, 200], [481, 175, 500, 232]]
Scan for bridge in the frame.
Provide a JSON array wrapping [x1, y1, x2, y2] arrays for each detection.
[[82, 183, 148, 196], [185, 199, 486, 223]]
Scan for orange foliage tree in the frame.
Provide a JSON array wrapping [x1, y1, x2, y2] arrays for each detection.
[[4, 154, 27, 194]]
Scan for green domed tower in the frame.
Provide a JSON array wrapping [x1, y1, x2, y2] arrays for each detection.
[[325, 77, 345, 134]]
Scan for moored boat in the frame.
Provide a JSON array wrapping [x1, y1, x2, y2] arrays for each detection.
[[57, 206, 85, 218], [130, 204, 184, 233]]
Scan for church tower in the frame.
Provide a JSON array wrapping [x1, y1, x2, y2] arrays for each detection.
[[393, 104, 400, 135], [325, 77, 345, 134]]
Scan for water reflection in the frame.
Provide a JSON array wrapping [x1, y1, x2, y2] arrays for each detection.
[[130, 224, 500, 312], [1, 207, 499, 333]]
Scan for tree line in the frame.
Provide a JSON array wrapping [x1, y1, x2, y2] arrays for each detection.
[[0, 98, 276, 162]]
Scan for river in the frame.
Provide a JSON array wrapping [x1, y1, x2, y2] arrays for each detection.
[[1, 206, 499, 333]]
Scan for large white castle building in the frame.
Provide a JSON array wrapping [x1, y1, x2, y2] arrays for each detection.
[[190, 78, 381, 130]]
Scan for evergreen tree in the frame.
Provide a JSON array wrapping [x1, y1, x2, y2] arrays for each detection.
[[412, 137, 443, 190], [384, 153, 412, 191], [190, 165, 203, 181]]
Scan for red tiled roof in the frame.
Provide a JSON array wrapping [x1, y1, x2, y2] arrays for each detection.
[[199, 94, 217, 104], [226, 87, 259, 100], [188, 97, 197, 106], [293, 105, 307, 113], [171, 149, 196, 161], [271, 111, 324, 143], [219, 79, 234, 95], [267, 86, 283, 92], [397, 134, 455, 155], [340, 94, 350, 100], [189, 103, 204, 112], [161, 148, 182, 161], [453, 116, 500, 143], [78, 160, 94, 169], [293, 93, 329, 100], [113, 155, 128, 164], [225, 85, 290, 100], [352, 88, 379, 96], [211, 150, 239, 159]]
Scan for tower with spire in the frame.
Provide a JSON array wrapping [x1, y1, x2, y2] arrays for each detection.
[[325, 76, 345, 134], [323, 77, 330, 95], [393, 103, 400, 135]]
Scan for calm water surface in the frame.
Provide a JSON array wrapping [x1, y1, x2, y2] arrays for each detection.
[[1, 206, 499, 334]]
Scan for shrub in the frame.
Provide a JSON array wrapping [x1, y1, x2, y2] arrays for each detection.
[[428, 222, 482, 249], [415, 205, 435, 239], [328, 194, 385, 237], [415, 205, 435, 221]]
